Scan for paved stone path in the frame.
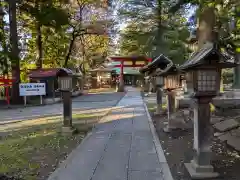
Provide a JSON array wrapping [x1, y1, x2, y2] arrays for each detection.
[[48, 87, 172, 180], [0, 92, 124, 124]]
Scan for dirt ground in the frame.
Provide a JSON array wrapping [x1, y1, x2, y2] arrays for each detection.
[[150, 110, 240, 180]]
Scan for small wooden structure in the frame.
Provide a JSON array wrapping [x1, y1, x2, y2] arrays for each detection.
[[89, 66, 116, 88], [28, 68, 82, 98]]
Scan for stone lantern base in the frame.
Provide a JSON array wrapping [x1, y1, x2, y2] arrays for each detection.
[[184, 160, 219, 179], [117, 85, 124, 92], [61, 126, 77, 135], [154, 106, 164, 115], [163, 110, 191, 133]]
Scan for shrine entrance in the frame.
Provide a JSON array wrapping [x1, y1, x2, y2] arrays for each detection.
[[108, 56, 152, 91]]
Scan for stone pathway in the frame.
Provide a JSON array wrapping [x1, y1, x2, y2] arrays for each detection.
[[48, 87, 172, 180]]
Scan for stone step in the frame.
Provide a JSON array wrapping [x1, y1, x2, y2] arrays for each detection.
[[217, 128, 240, 151], [213, 119, 239, 132], [210, 117, 224, 125]]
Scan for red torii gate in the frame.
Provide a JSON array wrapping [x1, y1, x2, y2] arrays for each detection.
[[0, 75, 14, 105], [108, 56, 152, 91]]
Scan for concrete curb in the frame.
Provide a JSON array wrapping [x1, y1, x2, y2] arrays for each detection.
[[47, 92, 127, 180], [143, 102, 174, 180]]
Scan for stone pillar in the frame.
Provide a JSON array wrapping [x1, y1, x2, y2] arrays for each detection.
[[118, 60, 125, 92], [118, 77, 124, 92], [62, 91, 75, 134], [163, 90, 177, 132], [132, 76, 136, 86], [152, 78, 156, 93], [185, 97, 219, 179], [148, 78, 154, 94], [144, 74, 149, 92], [155, 87, 163, 115]]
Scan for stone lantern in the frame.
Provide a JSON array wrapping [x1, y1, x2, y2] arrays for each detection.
[[164, 73, 180, 90], [58, 75, 75, 134], [140, 55, 173, 115], [180, 42, 236, 179], [58, 76, 72, 92], [159, 64, 182, 132], [155, 75, 164, 87], [154, 74, 164, 114]]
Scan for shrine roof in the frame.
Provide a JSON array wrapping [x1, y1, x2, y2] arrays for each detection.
[[180, 42, 236, 70], [28, 68, 74, 79], [90, 66, 114, 72], [157, 64, 179, 76], [139, 54, 173, 75], [107, 56, 151, 62]]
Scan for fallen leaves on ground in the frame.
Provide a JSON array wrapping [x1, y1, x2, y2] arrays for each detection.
[[0, 112, 107, 180]]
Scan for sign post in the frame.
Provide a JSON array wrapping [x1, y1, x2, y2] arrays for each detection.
[[19, 83, 46, 106]]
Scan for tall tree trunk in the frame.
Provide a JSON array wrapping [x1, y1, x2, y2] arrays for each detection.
[[197, 7, 217, 48], [8, 0, 22, 104], [232, 6, 240, 88], [153, 0, 162, 57], [64, 32, 76, 67], [0, 1, 8, 75], [79, 35, 86, 74], [35, 0, 43, 69], [36, 21, 43, 69]]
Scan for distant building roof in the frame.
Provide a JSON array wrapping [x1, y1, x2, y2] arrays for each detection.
[[28, 68, 74, 78], [90, 66, 114, 72]]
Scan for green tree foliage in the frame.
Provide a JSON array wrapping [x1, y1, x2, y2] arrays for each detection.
[[18, 0, 110, 73], [170, 0, 239, 55], [118, 0, 190, 64], [0, 0, 111, 103]]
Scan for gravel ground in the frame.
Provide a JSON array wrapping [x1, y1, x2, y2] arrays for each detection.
[[151, 112, 240, 180]]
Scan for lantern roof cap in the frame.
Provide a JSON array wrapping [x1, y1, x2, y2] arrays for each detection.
[[139, 54, 172, 74], [180, 42, 237, 70]]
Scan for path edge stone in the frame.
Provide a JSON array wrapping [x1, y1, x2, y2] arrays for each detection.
[[143, 102, 174, 180], [47, 131, 93, 180]]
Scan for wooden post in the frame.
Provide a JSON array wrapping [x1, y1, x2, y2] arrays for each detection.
[[24, 96, 27, 106]]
